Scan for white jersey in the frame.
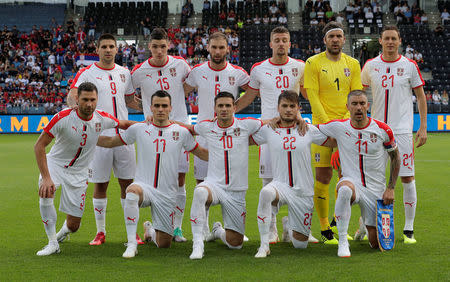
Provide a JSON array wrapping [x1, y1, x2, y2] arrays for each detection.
[[185, 61, 249, 121], [318, 118, 396, 194], [193, 117, 262, 191], [120, 122, 198, 194], [71, 63, 135, 136], [44, 108, 119, 173], [248, 57, 305, 119], [361, 55, 424, 134], [131, 56, 191, 123], [252, 124, 328, 196]]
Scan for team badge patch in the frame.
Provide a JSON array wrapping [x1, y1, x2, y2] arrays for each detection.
[[229, 76, 235, 85], [95, 123, 102, 132], [172, 131, 180, 141], [233, 128, 241, 136], [120, 74, 126, 83], [376, 199, 395, 251], [397, 68, 404, 76], [370, 133, 377, 143], [292, 68, 298, 77], [170, 68, 177, 77], [315, 153, 320, 162], [344, 68, 351, 77]]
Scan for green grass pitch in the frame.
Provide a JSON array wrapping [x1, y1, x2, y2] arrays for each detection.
[[0, 133, 449, 281]]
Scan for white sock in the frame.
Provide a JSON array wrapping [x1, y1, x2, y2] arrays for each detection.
[[124, 193, 139, 245], [147, 223, 158, 247], [403, 180, 417, 231], [174, 185, 186, 230], [39, 197, 57, 242], [93, 198, 107, 234], [291, 236, 308, 249], [190, 187, 208, 243], [257, 185, 276, 249], [203, 208, 210, 235], [335, 186, 352, 241], [270, 206, 278, 234], [57, 220, 72, 237], [120, 198, 125, 210]]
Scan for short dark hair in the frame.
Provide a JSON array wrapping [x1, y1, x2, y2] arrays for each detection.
[[347, 90, 367, 102], [151, 28, 168, 41], [77, 82, 98, 97], [209, 32, 228, 43], [97, 33, 116, 47], [214, 91, 235, 105], [278, 90, 299, 105], [322, 21, 344, 37], [270, 26, 290, 40], [380, 25, 401, 38], [151, 90, 172, 104]]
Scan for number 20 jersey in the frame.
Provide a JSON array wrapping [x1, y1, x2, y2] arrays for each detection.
[[71, 63, 135, 136], [318, 118, 396, 194]]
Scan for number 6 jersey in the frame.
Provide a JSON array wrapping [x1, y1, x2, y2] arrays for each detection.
[[318, 118, 396, 194]]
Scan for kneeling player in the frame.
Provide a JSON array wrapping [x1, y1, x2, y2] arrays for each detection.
[[251, 91, 335, 258], [35, 82, 135, 256], [317, 90, 400, 257], [97, 90, 208, 258]]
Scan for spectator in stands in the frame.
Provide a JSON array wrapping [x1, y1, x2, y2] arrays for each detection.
[[442, 90, 449, 106], [66, 17, 75, 35], [87, 17, 96, 39], [219, 10, 227, 23], [310, 17, 319, 26], [278, 13, 288, 25], [313, 45, 321, 54], [336, 12, 345, 24], [203, 0, 211, 11], [413, 13, 421, 26], [405, 49, 414, 60], [317, 8, 325, 21], [76, 27, 86, 44], [237, 16, 244, 28], [269, 3, 279, 16], [434, 23, 445, 36], [404, 7, 412, 24], [441, 8, 450, 25], [262, 14, 270, 25], [345, 2, 355, 20], [141, 17, 152, 40], [373, 3, 382, 18], [325, 7, 334, 22], [253, 14, 261, 25], [291, 43, 302, 59], [425, 90, 432, 106], [421, 12, 428, 25], [365, 7, 374, 21], [432, 90, 441, 109], [246, 14, 254, 25], [413, 50, 423, 64], [228, 9, 236, 24]]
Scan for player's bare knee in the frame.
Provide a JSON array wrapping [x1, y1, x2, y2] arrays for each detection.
[[315, 167, 332, 184], [125, 184, 142, 195], [259, 185, 277, 203], [367, 227, 378, 248], [178, 173, 186, 187], [193, 186, 211, 205], [66, 216, 81, 232], [291, 232, 308, 249], [401, 176, 414, 183], [226, 230, 244, 247]]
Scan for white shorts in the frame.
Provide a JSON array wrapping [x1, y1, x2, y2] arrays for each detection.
[[338, 177, 383, 227], [39, 162, 88, 218], [89, 144, 136, 183], [194, 135, 208, 180], [395, 133, 415, 177], [198, 181, 247, 235], [136, 182, 176, 236], [259, 144, 273, 179], [268, 181, 314, 237]]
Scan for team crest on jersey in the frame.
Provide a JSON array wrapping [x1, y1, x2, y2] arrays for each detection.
[[170, 68, 177, 77], [397, 68, 404, 76], [172, 131, 180, 141], [382, 214, 391, 239], [292, 68, 298, 77], [95, 123, 102, 132], [370, 133, 378, 143], [233, 128, 241, 136], [344, 68, 351, 77], [229, 76, 235, 85], [315, 153, 321, 162], [120, 74, 126, 83]]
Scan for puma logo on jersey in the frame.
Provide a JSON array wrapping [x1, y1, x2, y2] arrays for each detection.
[[345, 132, 351, 137], [145, 130, 151, 136], [146, 74, 152, 78], [265, 72, 272, 76], [321, 69, 328, 73], [202, 75, 208, 80], [95, 77, 103, 80], [72, 126, 77, 132]]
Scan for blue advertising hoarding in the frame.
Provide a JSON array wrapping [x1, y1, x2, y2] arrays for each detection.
[[0, 113, 449, 133]]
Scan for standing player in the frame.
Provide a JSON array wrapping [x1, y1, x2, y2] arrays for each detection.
[[303, 22, 363, 244], [67, 34, 143, 246], [131, 28, 192, 242], [178, 92, 263, 259], [183, 32, 250, 238], [96, 90, 208, 258], [251, 91, 336, 258], [317, 90, 400, 257], [35, 82, 135, 256], [235, 26, 309, 244], [360, 25, 427, 244]]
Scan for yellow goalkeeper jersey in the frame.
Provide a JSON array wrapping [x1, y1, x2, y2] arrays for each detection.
[[304, 52, 363, 124]]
